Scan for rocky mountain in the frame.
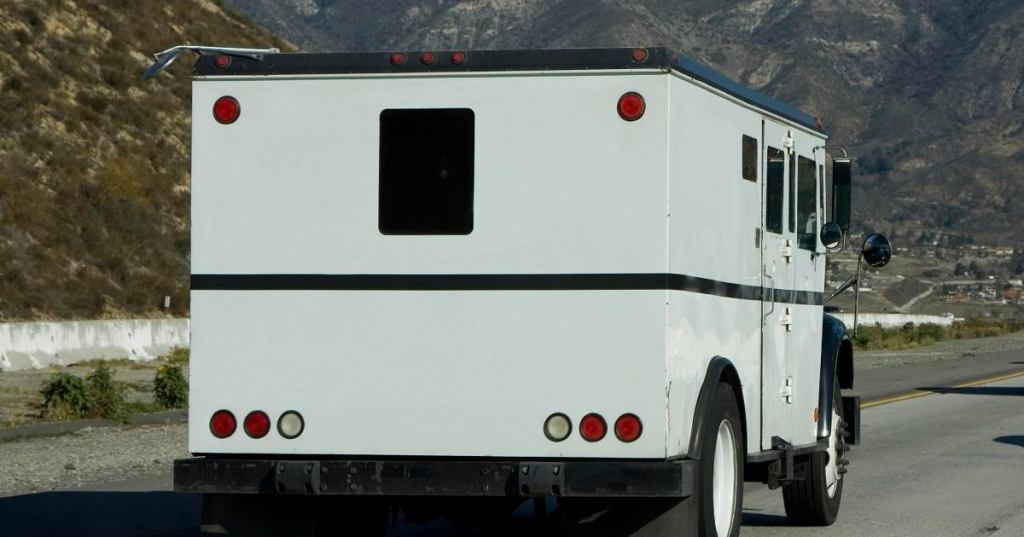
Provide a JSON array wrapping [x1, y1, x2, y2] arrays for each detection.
[[0, 0, 290, 320], [225, 0, 1024, 248]]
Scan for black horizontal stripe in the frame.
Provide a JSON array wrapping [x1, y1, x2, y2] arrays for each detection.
[[191, 273, 823, 306]]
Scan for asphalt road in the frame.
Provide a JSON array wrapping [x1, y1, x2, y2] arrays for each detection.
[[2, 353, 1022, 537]]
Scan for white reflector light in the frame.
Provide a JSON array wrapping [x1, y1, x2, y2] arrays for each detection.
[[277, 411, 305, 439], [544, 413, 572, 442]]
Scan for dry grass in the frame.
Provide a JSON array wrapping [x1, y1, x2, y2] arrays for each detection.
[[0, 0, 292, 321]]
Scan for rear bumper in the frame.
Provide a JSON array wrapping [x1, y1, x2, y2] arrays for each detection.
[[174, 457, 697, 498]]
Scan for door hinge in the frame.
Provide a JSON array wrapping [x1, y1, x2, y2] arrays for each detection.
[[780, 377, 793, 404], [781, 307, 792, 331], [782, 240, 793, 263]]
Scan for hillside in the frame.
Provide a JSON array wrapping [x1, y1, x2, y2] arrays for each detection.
[[225, 0, 1024, 249], [0, 0, 290, 320]]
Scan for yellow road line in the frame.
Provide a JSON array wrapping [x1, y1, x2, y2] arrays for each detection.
[[862, 369, 1024, 409]]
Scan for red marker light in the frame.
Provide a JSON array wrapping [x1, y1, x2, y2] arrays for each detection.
[[450, 51, 466, 65], [617, 92, 645, 121], [614, 414, 643, 442], [244, 411, 271, 439], [420, 52, 436, 65], [213, 96, 240, 124], [580, 413, 607, 442], [213, 54, 231, 69], [210, 410, 236, 438], [389, 52, 407, 66], [631, 48, 649, 63]]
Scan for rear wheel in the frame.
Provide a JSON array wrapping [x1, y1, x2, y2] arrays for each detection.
[[782, 375, 846, 525], [697, 383, 744, 537]]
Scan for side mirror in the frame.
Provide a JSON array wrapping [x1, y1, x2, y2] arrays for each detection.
[[831, 158, 852, 232], [820, 222, 843, 251], [861, 233, 892, 268]]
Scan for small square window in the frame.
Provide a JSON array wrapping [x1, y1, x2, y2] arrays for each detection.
[[379, 108, 474, 235], [742, 135, 757, 182]]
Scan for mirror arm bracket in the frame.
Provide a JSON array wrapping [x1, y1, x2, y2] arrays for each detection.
[[813, 145, 849, 158]]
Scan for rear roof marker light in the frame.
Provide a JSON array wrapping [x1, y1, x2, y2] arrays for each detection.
[[389, 52, 406, 66], [631, 48, 649, 63], [451, 51, 466, 65], [420, 51, 436, 65]]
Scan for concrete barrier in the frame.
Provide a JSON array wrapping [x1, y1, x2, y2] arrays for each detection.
[[833, 313, 956, 329], [0, 319, 189, 371]]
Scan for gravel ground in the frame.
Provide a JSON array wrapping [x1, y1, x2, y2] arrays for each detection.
[[0, 423, 187, 497], [856, 329, 1024, 370]]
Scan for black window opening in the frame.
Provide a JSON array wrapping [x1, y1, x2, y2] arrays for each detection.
[[765, 146, 785, 234], [379, 108, 475, 235], [819, 164, 825, 220], [797, 156, 818, 251], [788, 153, 796, 233], [742, 135, 758, 182]]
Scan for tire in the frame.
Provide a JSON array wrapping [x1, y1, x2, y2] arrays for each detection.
[[697, 382, 744, 537], [782, 375, 846, 525]]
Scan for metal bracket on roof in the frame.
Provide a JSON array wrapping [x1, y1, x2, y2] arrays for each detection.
[[141, 45, 280, 81]]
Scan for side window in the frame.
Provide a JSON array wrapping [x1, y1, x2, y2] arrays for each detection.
[[765, 147, 785, 234], [819, 164, 826, 222], [788, 153, 796, 233], [797, 156, 817, 250], [742, 135, 758, 182]]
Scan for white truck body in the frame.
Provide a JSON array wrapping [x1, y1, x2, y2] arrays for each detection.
[[188, 51, 828, 463]]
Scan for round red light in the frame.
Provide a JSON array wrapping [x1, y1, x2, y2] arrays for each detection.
[[580, 413, 607, 442], [614, 414, 643, 442], [213, 96, 240, 124], [631, 48, 649, 63], [617, 92, 646, 121], [451, 51, 466, 65], [213, 54, 231, 69], [420, 52, 436, 65], [389, 52, 407, 66], [210, 410, 236, 438], [244, 411, 270, 438]]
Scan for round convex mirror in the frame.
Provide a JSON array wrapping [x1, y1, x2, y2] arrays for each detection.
[[861, 233, 892, 268], [820, 222, 843, 251]]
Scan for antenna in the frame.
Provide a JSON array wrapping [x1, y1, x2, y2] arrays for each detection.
[[141, 45, 280, 81]]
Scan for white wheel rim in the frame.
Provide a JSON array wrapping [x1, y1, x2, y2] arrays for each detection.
[[713, 420, 738, 536], [825, 408, 842, 497]]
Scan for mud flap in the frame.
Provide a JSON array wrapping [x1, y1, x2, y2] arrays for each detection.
[[842, 395, 861, 445]]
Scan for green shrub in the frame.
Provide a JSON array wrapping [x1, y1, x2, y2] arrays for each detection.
[[154, 365, 188, 409], [852, 318, 1024, 351], [40, 372, 91, 420], [165, 347, 189, 365], [86, 365, 128, 421]]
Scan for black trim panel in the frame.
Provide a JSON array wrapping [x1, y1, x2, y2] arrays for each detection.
[[192, 47, 822, 133], [174, 457, 697, 498], [191, 273, 824, 306]]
